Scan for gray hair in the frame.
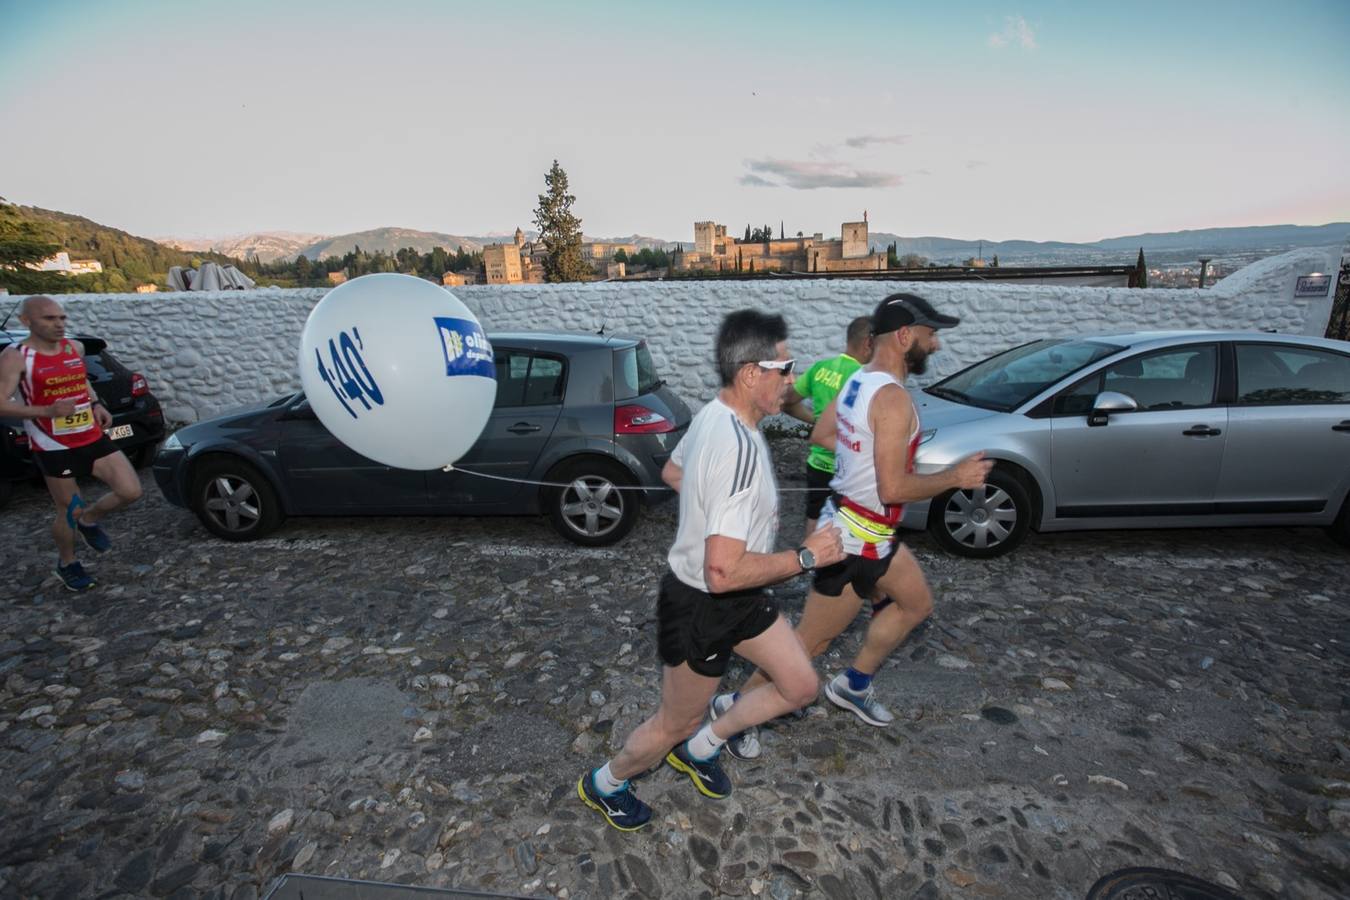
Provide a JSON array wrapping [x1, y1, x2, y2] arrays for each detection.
[[715, 309, 788, 386]]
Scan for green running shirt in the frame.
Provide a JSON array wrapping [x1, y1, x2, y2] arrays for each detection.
[[793, 352, 862, 473]]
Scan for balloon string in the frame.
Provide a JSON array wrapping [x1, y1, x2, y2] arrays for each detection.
[[441, 464, 823, 493]]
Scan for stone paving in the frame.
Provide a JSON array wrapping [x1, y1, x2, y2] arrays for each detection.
[[1, 438, 1348, 900]]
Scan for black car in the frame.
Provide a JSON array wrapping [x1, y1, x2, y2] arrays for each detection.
[[153, 332, 691, 546], [0, 328, 166, 507]]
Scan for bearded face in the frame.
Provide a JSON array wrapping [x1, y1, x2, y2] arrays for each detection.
[[905, 343, 930, 375]]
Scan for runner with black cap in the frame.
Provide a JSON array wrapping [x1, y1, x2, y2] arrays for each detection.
[[722, 292, 991, 733]]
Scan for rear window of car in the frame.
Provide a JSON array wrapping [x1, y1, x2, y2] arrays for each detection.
[[494, 350, 566, 407], [614, 342, 661, 401], [1235, 344, 1350, 405]]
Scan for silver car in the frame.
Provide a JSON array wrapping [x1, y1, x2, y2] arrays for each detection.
[[903, 330, 1350, 557]]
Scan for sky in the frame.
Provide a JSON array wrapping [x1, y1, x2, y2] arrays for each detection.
[[3, 0, 1349, 244]]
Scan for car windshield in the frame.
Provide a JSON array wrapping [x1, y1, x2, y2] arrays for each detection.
[[929, 338, 1123, 411], [615, 341, 663, 399]]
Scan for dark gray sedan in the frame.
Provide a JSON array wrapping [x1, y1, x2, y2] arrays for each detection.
[[904, 330, 1350, 557], [152, 332, 690, 546]]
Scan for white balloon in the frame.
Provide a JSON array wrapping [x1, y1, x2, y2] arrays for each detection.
[[298, 273, 495, 470]]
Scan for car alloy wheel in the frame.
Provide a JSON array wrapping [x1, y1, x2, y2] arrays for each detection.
[[191, 457, 283, 541], [560, 474, 626, 540], [546, 458, 639, 546], [204, 473, 262, 533]]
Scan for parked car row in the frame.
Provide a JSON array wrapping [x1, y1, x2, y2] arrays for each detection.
[[0, 328, 165, 508], [6, 323, 1346, 557]]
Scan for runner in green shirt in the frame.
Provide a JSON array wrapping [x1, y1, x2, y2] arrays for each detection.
[[783, 316, 874, 540]]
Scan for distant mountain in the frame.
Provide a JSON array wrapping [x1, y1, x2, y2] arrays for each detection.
[[1092, 223, 1350, 252], [158, 231, 325, 263], [299, 228, 488, 260], [869, 222, 1350, 263]]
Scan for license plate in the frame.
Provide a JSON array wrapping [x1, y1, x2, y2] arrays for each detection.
[[108, 424, 134, 440]]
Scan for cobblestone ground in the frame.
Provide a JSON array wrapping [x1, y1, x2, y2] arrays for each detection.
[[1, 439, 1348, 900]]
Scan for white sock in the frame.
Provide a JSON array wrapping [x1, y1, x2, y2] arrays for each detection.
[[593, 761, 625, 795], [686, 722, 727, 761]]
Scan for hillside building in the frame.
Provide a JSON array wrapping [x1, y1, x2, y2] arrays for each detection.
[[675, 214, 887, 274]]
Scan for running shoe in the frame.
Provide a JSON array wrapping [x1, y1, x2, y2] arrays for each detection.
[[666, 741, 732, 799], [66, 496, 111, 553], [707, 693, 761, 760], [824, 672, 895, 727], [577, 770, 652, 832], [55, 561, 96, 592]]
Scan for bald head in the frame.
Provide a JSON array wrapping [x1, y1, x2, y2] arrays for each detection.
[[20, 295, 60, 319]]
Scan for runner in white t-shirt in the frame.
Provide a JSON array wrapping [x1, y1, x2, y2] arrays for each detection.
[[577, 310, 844, 832], [721, 293, 991, 744]]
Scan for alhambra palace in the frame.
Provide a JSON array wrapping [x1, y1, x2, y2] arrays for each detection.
[[461, 214, 886, 285]]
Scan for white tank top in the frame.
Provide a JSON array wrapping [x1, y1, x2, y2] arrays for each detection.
[[824, 369, 921, 559]]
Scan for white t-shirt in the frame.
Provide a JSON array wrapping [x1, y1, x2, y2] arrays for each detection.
[[667, 396, 780, 592]]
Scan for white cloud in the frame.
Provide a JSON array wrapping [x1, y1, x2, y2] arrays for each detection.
[[988, 15, 1037, 50], [741, 158, 903, 190], [844, 134, 910, 149]]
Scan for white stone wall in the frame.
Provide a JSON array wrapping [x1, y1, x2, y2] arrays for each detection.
[[27, 246, 1343, 425]]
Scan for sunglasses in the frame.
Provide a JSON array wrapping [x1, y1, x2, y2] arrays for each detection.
[[747, 358, 796, 376]]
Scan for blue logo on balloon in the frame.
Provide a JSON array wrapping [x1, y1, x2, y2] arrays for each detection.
[[315, 327, 384, 420], [436, 317, 494, 378]]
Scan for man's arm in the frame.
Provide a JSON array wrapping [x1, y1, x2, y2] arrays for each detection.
[[703, 524, 844, 594], [781, 381, 813, 424], [0, 348, 73, 419], [661, 459, 682, 494], [809, 397, 837, 451], [872, 384, 991, 504]]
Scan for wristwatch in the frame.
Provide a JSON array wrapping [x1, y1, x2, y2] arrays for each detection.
[[795, 546, 815, 572]]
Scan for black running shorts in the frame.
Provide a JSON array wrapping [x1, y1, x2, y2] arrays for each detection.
[[812, 549, 901, 601], [803, 464, 833, 520], [33, 435, 119, 479], [657, 570, 780, 678]]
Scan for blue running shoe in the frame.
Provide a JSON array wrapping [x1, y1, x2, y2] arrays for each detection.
[[55, 561, 96, 592], [708, 693, 761, 760], [75, 519, 111, 553], [666, 741, 732, 799], [577, 770, 652, 832], [66, 495, 111, 553]]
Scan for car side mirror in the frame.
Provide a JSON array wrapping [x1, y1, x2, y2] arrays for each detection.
[[1088, 390, 1137, 426]]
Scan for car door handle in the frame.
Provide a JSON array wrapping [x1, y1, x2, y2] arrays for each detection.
[[1182, 426, 1222, 437], [507, 422, 541, 434], [1334, 420, 1350, 433]]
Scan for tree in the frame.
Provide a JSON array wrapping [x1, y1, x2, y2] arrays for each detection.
[[992, 255, 1000, 268], [743, 224, 751, 242], [0, 199, 65, 294], [1135, 248, 1147, 288], [613, 248, 628, 263], [533, 160, 588, 282]]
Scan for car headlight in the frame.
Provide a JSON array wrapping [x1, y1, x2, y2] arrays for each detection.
[[918, 428, 937, 445], [162, 432, 183, 451]]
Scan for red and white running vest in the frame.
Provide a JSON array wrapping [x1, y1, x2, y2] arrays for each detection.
[[17, 341, 102, 452], [823, 369, 921, 559]]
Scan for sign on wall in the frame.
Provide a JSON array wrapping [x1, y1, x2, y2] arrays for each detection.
[[1295, 274, 1331, 297]]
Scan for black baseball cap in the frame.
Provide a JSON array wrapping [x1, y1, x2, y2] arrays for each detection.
[[870, 292, 960, 335]]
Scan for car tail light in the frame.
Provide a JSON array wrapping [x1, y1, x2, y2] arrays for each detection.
[[14, 433, 29, 449], [615, 404, 675, 434], [131, 373, 149, 397]]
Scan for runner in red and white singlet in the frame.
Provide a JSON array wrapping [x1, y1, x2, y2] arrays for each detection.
[[0, 296, 143, 592], [18, 339, 105, 452], [726, 293, 992, 738]]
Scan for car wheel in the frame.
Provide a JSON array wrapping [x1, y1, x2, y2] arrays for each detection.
[[547, 459, 638, 546], [927, 466, 1033, 559], [191, 457, 283, 541]]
